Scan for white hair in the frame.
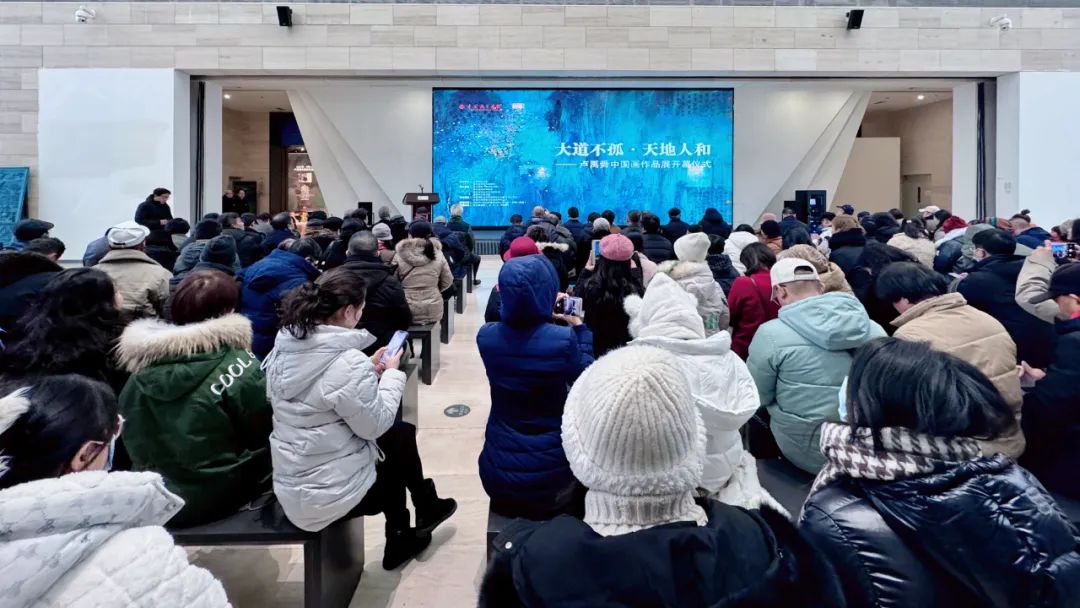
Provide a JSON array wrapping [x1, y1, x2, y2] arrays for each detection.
[[532, 206, 546, 218], [450, 204, 464, 217]]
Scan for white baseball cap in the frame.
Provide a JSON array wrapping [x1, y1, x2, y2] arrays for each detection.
[[918, 205, 942, 216], [770, 257, 820, 286], [107, 221, 150, 248]]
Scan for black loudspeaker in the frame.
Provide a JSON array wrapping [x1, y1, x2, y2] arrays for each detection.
[[846, 9, 864, 30], [356, 201, 373, 216], [276, 6, 293, 27], [786, 200, 807, 224], [796, 190, 827, 224]]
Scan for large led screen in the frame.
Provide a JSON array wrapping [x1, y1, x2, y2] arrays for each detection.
[[432, 89, 734, 227]]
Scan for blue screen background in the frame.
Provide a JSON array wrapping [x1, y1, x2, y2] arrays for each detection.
[[432, 89, 733, 227]]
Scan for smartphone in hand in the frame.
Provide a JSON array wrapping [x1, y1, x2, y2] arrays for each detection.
[[381, 330, 409, 364], [554, 296, 584, 317]]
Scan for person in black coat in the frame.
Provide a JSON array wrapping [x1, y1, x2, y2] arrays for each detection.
[[706, 234, 739, 295], [957, 229, 1057, 367], [322, 218, 365, 270], [660, 207, 690, 242], [0, 251, 62, 333], [827, 216, 867, 277], [847, 241, 916, 335], [261, 212, 297, 256], [498, 214, 527, 258], [640, 213, 675, 262], [800, 338, 1080, 608], [779, 208, 808, 239], [143, 229, 179, 271], [134, 188, 173, 231], [868, 212, 901, 244], [220, 212, 266, 268], [699, 207, 732, 239], [342, 231, 412, 355], [1019, 264, 1080, 500]]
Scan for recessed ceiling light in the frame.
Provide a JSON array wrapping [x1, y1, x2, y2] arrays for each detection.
[[916, 94, 926, 101], [224, 93, 232, 100]]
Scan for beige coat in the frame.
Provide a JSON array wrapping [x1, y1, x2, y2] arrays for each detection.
[[96, 249, 172, 318], [1016, 248, 1066, 323], [887, 233, 936, 268], [891, 292, 1025, 459], [395, 237, 453, 325]]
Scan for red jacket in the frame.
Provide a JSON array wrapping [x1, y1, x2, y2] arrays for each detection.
[[728, 270, 779, 359]]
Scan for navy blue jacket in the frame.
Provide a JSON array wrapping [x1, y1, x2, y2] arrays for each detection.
[[499, 225, 527, 256], [1017, 226, 1053, 250], [477, 255, 594, 514], [700, 208, 732, 239], [563, 218, 588, 242], [261, 228, 296, 256], [239, 249, 319, 359]]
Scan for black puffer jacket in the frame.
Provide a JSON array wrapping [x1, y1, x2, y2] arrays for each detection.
[[0, 251, 61, 332], [222, 228, 266, 268], [800, 455, 1080, 608], [641, 232, 676, 263], [700, 208, 732, 238], [343, 253, 412, 354], [828, 230, 867, 277], [481, 500, 845, 607], [956, 254, 1057, 367], [707, 253, 739, 295]]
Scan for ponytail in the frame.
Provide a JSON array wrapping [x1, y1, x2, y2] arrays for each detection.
[[278, 267, 367, 339], [423, 238, 436, 261]]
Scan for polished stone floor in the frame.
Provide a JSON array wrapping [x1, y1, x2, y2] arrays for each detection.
[[189, 256, 501, 607]]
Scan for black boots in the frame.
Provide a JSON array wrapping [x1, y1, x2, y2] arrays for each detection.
[[413, 478, 458, 535], [383, 525, 432, 570]]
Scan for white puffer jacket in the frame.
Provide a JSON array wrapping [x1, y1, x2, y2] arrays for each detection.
[[625, 273, 783, 514], [262, 325, 405, 532], [0, 471, 229, 608], [723, 232, 759, 274], [658, 260, 730, 333]]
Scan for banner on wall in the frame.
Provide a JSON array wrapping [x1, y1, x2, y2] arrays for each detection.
[[432, 89, 734, 228]]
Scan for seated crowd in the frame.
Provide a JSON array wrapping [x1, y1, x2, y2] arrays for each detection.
[[0, 189, 1079, 606]]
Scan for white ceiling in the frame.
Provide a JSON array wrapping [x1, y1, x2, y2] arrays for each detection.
[[223, 90, 291, 113], [866, 91, 952, 114]]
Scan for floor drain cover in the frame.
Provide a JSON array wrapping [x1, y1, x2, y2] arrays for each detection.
[[444, 404, 471, 418]]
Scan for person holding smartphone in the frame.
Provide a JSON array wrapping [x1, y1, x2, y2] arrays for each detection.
[[263, 267, 456, 570]]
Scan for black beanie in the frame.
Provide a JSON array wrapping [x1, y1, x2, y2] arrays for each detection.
[[200, 235, 237, 266], [194, 219, 222, 240], [408, 221, 433, 239]]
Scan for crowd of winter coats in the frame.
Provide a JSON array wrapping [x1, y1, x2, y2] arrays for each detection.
[[477, 204, 1080, 607]]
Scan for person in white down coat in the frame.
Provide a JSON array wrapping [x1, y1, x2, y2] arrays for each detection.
[[659, 232, 731, 333], [625, 273, 783, 514], [0, 374, 230, 608], [262, 267, 456, 571]]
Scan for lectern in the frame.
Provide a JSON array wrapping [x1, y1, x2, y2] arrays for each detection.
[[402, 192, 439, 222]]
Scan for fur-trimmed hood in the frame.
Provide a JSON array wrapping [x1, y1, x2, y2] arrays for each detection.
[[0, 251, 61, 287], [535, 241, 569, 253], [395, 237, 443, 268], [657, 259, 709, 282], [116, 313, 253, 372]]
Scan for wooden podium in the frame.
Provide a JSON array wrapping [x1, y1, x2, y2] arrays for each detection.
[[402, 192, 439, 222]]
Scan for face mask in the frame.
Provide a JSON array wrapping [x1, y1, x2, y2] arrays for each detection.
[[837, 377, 849, 423], [105, 435, 118, 471]]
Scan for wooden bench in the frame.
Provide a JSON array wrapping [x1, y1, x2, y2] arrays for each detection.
[[408, 324, 440, 385], [170, 499, 364, 608], [756, 458, 814, 521], [441, 296, 455, 344], [453, 278, 466, 314], [401, 361, 419, 425]]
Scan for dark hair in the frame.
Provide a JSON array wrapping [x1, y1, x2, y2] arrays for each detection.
[[579, 256, 644, 319], [0, 375, 119, 490], [822, 212, 836, 222], [567, 207, 579, 219], [888, 208, 905, 221], [1069, 219, 1080, 243], [271, 212, 292, 231], [971, 229, 1016, 256], [308, 210, 328, 221], [587, 212, 600, 223], [900, 217, 927, 239], [874, 261, 947, 305], [642, 214, 662, 234], [338, 218, 365, 246], [627, 231, 644, 252], [734, 224, 756, 234], [257, 212, 272, 222], [933, 209, 952, 223], [627, 210, 641, 224], [509, 214, 523, 224], [550, 211, 562, 221], [782, 207, 796, 216], [152, 187, 171, 197], [525, 225, 550, 243], [202, 212, 220, 221], [165, 218, 190, 235], [171, 270, 240, 325], [782, 226, 812, 250], [871, 212, 899, 230], [707, 233, 726, 255], [346, 208, 369, 222], [601, 210, 616, 224], [740, 242, 776, 274], [1010, 211, 1031, 223], [240, 212, 256, 227], [219, 212, 241, 229], [279, 267, 367, 339], [287, 237, 323, 262], [24, 237, 65, 258], [855, 241, 916, 275], [0, 269, 122, 383], [847, 338, 1013, 449], [194, 219, 222, 240], [668, 207, 681, 218]]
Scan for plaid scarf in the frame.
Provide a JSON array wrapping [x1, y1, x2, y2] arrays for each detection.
[[810, 422, 981, 495]]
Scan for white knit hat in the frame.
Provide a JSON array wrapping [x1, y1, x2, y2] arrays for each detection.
[[562, 345, 707, 536], [673, 232, 710, 263]]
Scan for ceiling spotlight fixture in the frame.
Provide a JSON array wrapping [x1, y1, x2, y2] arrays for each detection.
[[917, 94, 926, 101], [224, 93, 232, 100], [74, 5, 96, 23], [989, 15, 1013, 31]]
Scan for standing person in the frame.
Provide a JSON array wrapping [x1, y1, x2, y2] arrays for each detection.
[[699, 207, 732, 239], [478, 255, 595, 519], [263, 268, 456, 569], [826, 215, 867, 276], [0, 375, 231, 607], [706, 234, 739, 295], [448, 203, 480, 285], [234, 188, 250, 213], [887, 217, 935, 267], [778, 245, 852, 294], [877, 262, 1025, 459], [758, 219, 783, 254], [563, 206, 587, 242], [727, 243, 780, 359], [0, 250, 61, 332], [395, 222, 453, 327], [747, 258, 886, 473], [576, 234, 644, 357], [498, 214, 527, 257], [625, 274, 778, 511], [957, 228, 1057, 368], [661, 207, 690, 242], [1010, 210, 1053, 249], [117, 270, 271, 527], [240, 238, 322, 360], [640, 213, 675, 262], [1019, 264, 1080, 500], [220, 211, 265, 268], [7, 219, 53, 251], [658, 233, 730, 333], [221, 189, 235, 212], [799, 338, 1080, 608], [343, 231, 412, 354], [96, 221, 172, 319], [134, 187, 173, 231], [261, 212, 297, 256], [0, 268, 127, 393], [479, 346, 845, 608]]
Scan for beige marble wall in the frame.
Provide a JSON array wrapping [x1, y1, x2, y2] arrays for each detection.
[[3, 2, 1079, 210], [222, 108, 270, 213]]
